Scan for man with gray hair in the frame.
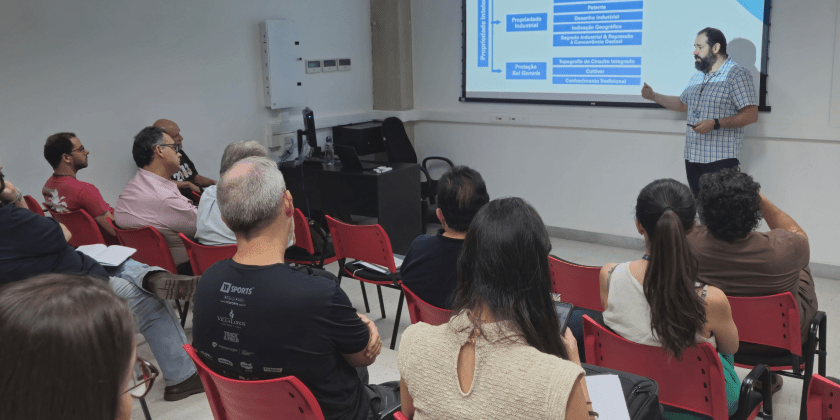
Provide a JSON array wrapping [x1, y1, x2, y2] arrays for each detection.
[[195, 140, 269, 246], [192, 157, 399, 420]]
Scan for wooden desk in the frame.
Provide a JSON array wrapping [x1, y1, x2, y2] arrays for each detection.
[[279, 161, 421, 254]]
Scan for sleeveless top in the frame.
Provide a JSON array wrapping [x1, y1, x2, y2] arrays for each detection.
[[602, 262, 717, 349], [398, 311, 584, 419]]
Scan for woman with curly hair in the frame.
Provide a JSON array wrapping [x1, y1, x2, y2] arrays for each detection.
[[599, 178, 740, 419]]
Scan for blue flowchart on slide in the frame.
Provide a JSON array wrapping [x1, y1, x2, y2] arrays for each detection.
[[477, 0, 645, 86]]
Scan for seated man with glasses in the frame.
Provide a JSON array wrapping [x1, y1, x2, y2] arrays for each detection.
[[0, 171, 204, 403], [41, 132, 118, 238], [115, 126, 198, 274]]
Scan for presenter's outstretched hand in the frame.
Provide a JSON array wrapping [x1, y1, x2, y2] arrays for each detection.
[[692, 120, 715, 134], [641, 83, 655, 100]]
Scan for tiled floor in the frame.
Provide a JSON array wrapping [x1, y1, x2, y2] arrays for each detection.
[[132, 233, 840, 420]]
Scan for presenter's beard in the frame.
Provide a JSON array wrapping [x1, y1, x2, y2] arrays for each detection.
[[694, 54, 715, 73]]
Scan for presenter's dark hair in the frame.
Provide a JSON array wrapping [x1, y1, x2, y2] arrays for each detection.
[[436, 166, 490, 232], [132, 126, 166, 168], [451, 197, 569, 360], [636, 178, 705, 359], [0, 274, 135, 420], [43, 132, 77, 169], [697, 168, 762, 243], [698, 27, 727, 56]]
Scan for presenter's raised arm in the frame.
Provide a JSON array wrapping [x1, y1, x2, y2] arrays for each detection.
[[641, 83, 687, 112]]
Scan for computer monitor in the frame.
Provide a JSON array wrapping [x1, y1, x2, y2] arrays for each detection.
[[298, 107, 318, 155]]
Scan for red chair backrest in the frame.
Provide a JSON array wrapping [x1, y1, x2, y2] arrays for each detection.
[[807, 374, 840, 420], [47, 208, 106, 248], [393, 412, 408, 420], [325, 215, 396, 273], [109, 220, 178, 273], [191, 191, 201, 205], [549, 256, 603, 311], [402, 285, 452, 326], [183, 344, 325, 420], [179, 233, 237, 275], [24, 195, 45, 216], [727, 292, 802, 356], [292, 208, 315, 254], [583, 315, 729, 419]]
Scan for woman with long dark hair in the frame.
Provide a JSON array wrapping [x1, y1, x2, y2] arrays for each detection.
[[398, 198, 593, 420], [599, 178, 739, 418], [0, 274, 158, 420]]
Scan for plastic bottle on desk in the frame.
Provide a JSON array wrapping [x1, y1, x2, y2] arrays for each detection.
[[324, 136, 335, 165]]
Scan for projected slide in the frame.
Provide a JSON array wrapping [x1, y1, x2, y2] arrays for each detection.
[[465, 0, 768, 105]]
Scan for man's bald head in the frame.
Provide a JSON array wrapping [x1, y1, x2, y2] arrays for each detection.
[[153, 119, 183, 144], [217, 156, 288, 238]]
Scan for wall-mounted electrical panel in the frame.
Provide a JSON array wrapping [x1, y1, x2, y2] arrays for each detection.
[[260, 20, 306, 110], [322, 59, 337, 72], [338, 58, 351, 71], [305, 59, 322, 73]]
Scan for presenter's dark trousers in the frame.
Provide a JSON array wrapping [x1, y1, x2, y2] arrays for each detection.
[[685, 158, 740, 196]]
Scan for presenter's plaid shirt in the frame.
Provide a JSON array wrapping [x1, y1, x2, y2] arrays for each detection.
[[680, 58, 757, 163]]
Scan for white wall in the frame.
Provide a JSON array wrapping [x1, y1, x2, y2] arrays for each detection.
[[0, 0, 372, 205], [411, 0, 840, 266]]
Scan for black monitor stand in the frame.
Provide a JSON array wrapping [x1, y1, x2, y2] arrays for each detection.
[[297, 129, 323, 165]]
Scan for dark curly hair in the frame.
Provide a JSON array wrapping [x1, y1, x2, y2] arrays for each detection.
[[697, 168, 762, 243], [132, 126, 166, 168]]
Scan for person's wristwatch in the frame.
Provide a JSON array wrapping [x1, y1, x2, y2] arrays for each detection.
[[713, 118, 721, 130]]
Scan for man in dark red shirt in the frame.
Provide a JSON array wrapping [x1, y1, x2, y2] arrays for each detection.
[[42, 132, 117, 238]]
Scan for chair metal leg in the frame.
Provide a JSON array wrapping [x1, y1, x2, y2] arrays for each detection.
[[376, 285, 386, 319], [140, 396, 153, 420], [174, 299, 188, 329], [359, 281, 370, 313], [390, 291, 404, 350]]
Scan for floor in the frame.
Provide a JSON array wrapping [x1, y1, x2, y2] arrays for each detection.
[[132, 231, 840, 420]]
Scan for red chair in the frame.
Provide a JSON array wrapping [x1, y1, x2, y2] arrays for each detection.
[[548, 255, 603, 312], [109, 219, 190, 328], [583, 315, 772, 420], [191, 191, 201, 205], [179, 233, 237, 275], [325, 215, 404, 349], [285, 209, 338, 269], [807, 374, 840, 420], [402, 285, 452, 326], [24, 195, 45, 216], [46, 208, 120, 247], [727, 293, 827, 420], [393, 412, 408, 420], [183, 344, 325, 420]]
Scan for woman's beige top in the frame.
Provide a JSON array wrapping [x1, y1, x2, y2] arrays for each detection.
[[398, 311, 584, 420], [602, 262, 716, 348]]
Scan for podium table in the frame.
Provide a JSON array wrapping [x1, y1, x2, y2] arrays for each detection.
[[279, 161, 422, 254]]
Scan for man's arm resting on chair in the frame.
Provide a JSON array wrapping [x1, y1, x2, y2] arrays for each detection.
[[95, 211, 116, 237], [342, 313, 382, 367]]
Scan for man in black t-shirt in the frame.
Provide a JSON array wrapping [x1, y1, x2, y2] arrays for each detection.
[[153, 119, 216, 197], [192, 156, 399, 420], [399, 166, 489, 309]]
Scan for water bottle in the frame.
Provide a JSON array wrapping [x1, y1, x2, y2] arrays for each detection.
[[324, 136, 335, 165]]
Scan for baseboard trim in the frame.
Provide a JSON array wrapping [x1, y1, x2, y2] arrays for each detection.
[[546, 225, 840, 281], [546, 226, 645, 251]]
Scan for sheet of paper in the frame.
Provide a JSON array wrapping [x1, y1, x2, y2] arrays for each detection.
[[76, 244, 136, 267], [356, 255, 404, 274], [586, 374, 631, 420]]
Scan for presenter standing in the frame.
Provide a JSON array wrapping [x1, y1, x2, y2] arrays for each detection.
[[641, 27, 758, 195]]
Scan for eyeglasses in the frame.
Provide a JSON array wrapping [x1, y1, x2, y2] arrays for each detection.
[[123, 357, 159, 399], [156, 143, 181, 153], [71, 145, 86, 153]]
